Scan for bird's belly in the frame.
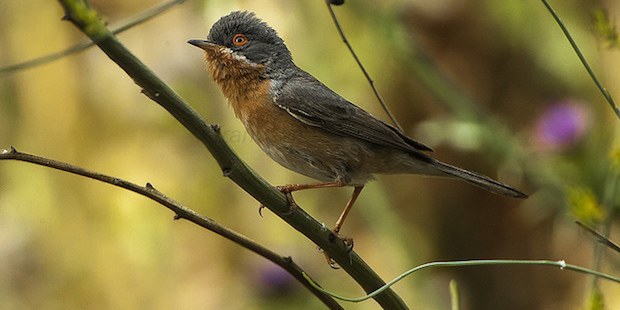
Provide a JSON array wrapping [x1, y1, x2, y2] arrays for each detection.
[[231, 95, 373, 185]]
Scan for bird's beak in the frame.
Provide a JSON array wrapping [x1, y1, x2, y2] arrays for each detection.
[[187, 39, 221, 51]]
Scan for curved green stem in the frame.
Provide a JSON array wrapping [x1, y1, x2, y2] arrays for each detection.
[[304, 259, 620, 302]]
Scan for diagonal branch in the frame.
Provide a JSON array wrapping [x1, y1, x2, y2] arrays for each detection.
[[0, 147, 343, 310], [54, 1, 408, 309]]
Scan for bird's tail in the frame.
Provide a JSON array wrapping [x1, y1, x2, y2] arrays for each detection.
[[432, 160, 528, 198]]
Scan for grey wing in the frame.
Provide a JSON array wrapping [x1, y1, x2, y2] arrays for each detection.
[[272, 72, 433, 153]]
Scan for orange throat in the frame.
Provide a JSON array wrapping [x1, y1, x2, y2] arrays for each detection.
[[204, 49, 267, 104]]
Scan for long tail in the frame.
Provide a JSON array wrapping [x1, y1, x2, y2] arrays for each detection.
[[432, 160, 528, 198]]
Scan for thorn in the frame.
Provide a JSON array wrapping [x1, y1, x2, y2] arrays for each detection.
[[329, 0, 345, 5], [211, 124, 220, 133], [258, 204, 265, 217], [283, 256, 292, 264], [146, 182, 154, 189], [222, 167, 232, 177], [61, 14, 71, 21], [327, 258, 341, 269], [173, 214, 181, 220], [344, 238, 354, 253], [10, 146, 17, 154]]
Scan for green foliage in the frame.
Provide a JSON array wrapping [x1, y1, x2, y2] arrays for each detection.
[[593, 9, 620, 49], [584, 285, 605, 310]]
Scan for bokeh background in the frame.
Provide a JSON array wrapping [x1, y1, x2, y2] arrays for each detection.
[[1, 0, 619, 309]]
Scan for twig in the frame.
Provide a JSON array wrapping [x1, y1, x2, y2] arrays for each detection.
[[54, 1, 408, 309], [0, 0, 185, 75], [324, 0, 403, 132], [540, 0, 620, 121], [0, 147, 343, 310], [576, 221, 620, 254]]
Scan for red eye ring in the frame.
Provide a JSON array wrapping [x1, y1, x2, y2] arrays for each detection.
[[233, 34, 248, 46]]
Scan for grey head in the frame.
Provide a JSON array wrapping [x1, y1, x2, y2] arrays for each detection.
[[205, 11, 293, 69]]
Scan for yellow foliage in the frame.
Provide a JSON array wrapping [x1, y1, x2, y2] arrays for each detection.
[[568, 187, 606, 226]]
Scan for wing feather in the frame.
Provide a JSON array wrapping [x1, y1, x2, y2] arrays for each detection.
[[272, 72, 433, 153]]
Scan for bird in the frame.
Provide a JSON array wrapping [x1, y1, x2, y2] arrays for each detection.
[[189, 11, 527, 239]]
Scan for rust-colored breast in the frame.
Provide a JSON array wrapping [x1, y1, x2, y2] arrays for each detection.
[[203, 48, 282, 135]]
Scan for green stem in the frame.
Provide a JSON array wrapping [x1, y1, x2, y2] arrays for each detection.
[[304, 259, 620, 302], [540, 0, 620, 120]]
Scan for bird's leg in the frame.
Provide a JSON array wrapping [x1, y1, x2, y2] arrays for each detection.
[[276, 180, 344, 193], [274, 180, 346, 213], [261, 181, 346, 215], [333, 185, 364, 235], [320, 186, 364, 269], [332, 186, 363, 250], [274, 180, 362, 268]]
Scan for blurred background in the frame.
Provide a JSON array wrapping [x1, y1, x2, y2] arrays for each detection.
[[1, 0, 619, 309]]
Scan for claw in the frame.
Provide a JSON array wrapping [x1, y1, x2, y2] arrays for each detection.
[[328, 231, 354, 252], [342, 236, 354, 253], [317, 247, 341, 269], [316, 231, 355, 268], [326, 254, 340, 269], [273, 186, 299, 215]]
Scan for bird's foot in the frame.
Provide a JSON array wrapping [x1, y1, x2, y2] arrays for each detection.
[[258, 187, 299, 216], [317, 231, 354, 269], [258, 185, 302, 216]]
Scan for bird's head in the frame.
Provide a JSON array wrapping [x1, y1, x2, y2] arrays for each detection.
[[189, 11, 292, 71]]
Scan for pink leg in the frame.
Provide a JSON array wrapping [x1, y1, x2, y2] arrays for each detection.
[[275, 180, 346, 212], [333, 186, 364, 234], [276, 180, 344, 193]]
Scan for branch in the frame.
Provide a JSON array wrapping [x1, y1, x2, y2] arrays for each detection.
[[54, 1, 408, 309], [325, 0, 403, 132], [0, 0, 185, 75], [0, 147, 343, 310]]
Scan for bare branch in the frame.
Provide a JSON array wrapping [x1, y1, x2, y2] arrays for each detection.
[[0, 147, 343, 310]]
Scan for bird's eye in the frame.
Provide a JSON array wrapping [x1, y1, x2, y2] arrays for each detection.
[[233, 34, 248, 46]]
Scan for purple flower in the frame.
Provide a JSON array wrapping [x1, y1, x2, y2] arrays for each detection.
[[536, 101, 588, 149], [255, 263, 295, 296]]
